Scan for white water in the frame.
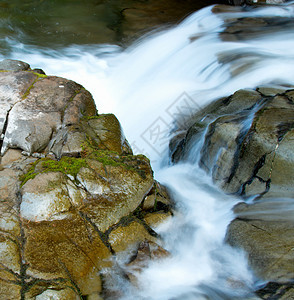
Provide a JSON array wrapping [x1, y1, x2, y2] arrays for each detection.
[[4, 2, 294, 298]]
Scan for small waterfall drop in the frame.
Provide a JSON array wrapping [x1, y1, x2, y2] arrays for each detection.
[[4, 2, 294, 298]]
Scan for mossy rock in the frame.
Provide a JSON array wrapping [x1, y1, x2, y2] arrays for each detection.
[[0, 60, 173, 299]]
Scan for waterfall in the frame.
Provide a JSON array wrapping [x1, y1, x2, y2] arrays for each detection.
[[3, 2, 294, 298]]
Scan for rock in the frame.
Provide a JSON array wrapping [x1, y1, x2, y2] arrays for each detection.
[[256, 84, 293, 97], [109, 221, 157, 254], [173, 86, 294, 200], [0, 168, 19, 203], [120, 0, 216, 43], [171, 89, 262, 163], [126, 240, 170, 278], [144, 212, 172, 228], [217, 10, 294, 42], [1, 75, 96, 155], [35, 288, 79, 300], [0, 60, 172, 299], [226, 200, 294, 281], [0, 71, 37, 140], [246, 0, 285, 3], [142, 180, 173, 211], [226, 203, 294, 297], [49, 113, 133, 159], [256, 281, 294, 300], [1, 149, 22, 166], [225, 0, 285, 6], [77, 154, 154, 232], [0, 59, 30, 71], [1, 0, 221, 48], [226, 0, 246, 5]]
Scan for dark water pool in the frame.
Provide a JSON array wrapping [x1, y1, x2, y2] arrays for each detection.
[[0, 0, 227, 50]]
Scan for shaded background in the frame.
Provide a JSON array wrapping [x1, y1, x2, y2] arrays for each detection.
[[0, 0, 228, 49]]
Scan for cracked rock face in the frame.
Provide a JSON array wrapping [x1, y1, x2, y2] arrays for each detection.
[[0, 60, 173, 299]]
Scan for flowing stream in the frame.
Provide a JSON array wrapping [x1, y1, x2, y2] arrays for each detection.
[[2, 1, 294, 299]]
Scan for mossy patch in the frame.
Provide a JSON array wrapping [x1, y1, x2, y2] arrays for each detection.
[[55, 137, 149, 179], [20, 160, 40, 186], [88, 150, 148, 179], [88, 150, 124, 167], [81, 137, 149, 179], [21, 76, 39, 100], [30, 71, 48, 78], [20, 156, 88, 186], [41, 156, 87, 176]]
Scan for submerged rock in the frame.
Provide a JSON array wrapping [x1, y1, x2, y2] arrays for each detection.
[[0, 60, 173, 299]]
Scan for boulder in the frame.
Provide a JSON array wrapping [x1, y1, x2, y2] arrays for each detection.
[[0, 59, 30, 71], [226, 200, 294, 281], [0, 60, 173, 299], [172, 86, 294, 200]]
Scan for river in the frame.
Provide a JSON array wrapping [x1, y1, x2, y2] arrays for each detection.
[[2, 1, 294, 299]]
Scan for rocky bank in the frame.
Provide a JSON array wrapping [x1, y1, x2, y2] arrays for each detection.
[[171, 84, 294, 298], [0, 59, 173, 300]]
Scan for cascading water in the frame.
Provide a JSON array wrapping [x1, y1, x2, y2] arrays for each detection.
[[3, 2, 294, 298]]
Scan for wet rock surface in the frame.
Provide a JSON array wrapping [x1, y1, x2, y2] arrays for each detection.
[[172, 85, 294, 200], [256, 281, 294, 300], [226, 200, 294, 280], [212, 3, 294, 44], [0, 60, 173, 299], [171, 84, 294, 297]]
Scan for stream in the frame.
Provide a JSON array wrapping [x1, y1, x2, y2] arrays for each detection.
[[2, 1, 294, 299]]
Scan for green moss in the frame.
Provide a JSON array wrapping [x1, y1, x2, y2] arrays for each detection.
[[81, 138, 124, 166], [31, 72, 48, 78], [20, 157, 87, 186], [41, 156, 87, 177], [93, 151, 148, 179], [20, 168, 37, 186], [80, 137, 100, 157], [80, 138, 148, 178], [89, 150, 123, 167], [19, 160, 40, 186], [22, 76, 39, 100]]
